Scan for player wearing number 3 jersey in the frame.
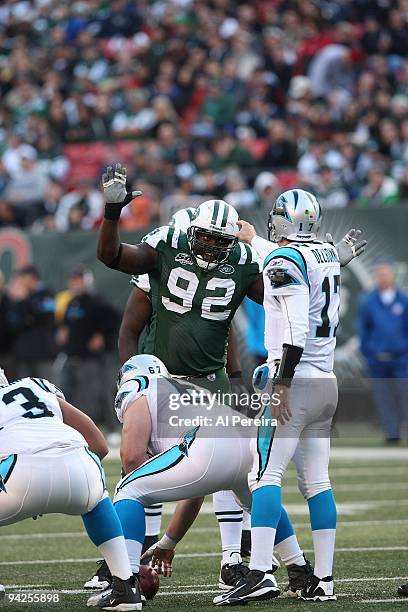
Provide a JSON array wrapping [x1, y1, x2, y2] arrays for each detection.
[[0, 371, 142, 610]]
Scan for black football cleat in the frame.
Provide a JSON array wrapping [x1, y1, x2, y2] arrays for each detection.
[[88, 576, 142, 611], [218, 553, 250, 590], [85, 560, 112, 590], [299, 574, 336, 601], [285, 556, 314, 597], [214, 569, 280, 605], [398, 583, 408, 597]]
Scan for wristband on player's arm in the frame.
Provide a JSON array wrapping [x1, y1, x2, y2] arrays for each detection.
[[274, 343, 303, 387], [104, 192, 136, 220], [157, 533, 179, 550]]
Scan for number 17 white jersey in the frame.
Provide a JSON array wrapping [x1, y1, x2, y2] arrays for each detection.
[[263, 241, 341, 372]]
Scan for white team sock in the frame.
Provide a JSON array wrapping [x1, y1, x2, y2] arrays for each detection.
[[124, 538, 143, 574], [145, 504, 162, 537], [312, 529, 336, 578], [242, 510, 251, 531], [275, 535, 305, 567], [249, 527, 276, 572], [98, 536, 132, 580], [213, 490, 243, 565]]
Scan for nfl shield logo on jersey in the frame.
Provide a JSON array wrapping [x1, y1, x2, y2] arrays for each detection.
[[175, 253, 194, 266]]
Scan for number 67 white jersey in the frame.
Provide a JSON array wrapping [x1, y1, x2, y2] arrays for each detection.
[[263, 241, 340, 372]]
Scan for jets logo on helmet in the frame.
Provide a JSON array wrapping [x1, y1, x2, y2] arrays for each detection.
[[187, 200, 238, 270], [268, 189, 322, 242], [117, 354, 169, 389]]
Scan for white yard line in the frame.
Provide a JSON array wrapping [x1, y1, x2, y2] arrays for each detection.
[[106, 446, 408, 462], [6, 584, 50, 588], [159, 499, 408, 516], [2, 546, 408, 567], [3, 518, 408, 541], [1, 587, 358, 598], [330, 447, 408, 461], [7, 577, 407, 591], [326, 466, 408, 477], [1, 532, 86, 541], [360, 598, 406, 604]]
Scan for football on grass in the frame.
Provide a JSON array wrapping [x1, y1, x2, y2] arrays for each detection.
[[139, 565, 160, 600]]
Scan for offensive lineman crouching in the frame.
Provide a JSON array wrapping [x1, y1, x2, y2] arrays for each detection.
[[88, 354, 316, 604], [0, 370, 141, 611]]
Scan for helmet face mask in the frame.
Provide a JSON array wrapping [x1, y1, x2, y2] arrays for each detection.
[[187, 199, 238, 271], [187, 226, 236, 270], [268, 189, 321, 242]]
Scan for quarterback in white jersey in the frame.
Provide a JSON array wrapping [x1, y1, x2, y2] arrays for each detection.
[[215, 189, 367, 607], [0, 370, 141, 610]]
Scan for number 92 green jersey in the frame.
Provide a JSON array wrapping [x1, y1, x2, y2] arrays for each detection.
[[140, 225, 261, 376]]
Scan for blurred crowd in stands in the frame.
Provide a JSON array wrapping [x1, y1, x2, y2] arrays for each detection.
[[0, 0, 408, 231]]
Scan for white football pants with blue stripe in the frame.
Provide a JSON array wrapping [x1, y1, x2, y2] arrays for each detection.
[[114, 429, 252, 510], [0, 446, 138, 585], [248, 362, 338, 577], [0, 446, 104, 525], [249, 363, 337, 495]]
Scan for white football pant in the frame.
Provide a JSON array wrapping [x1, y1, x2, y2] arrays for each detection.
[[0, 447, 105, 526], [249, 362, 338, 498]]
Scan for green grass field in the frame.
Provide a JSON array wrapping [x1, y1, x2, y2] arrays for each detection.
[[1, 445, 408, 612]]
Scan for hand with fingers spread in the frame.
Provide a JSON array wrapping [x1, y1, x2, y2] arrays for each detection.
[[102, 163, 143, 221], [236, 219, 257, 244], [325, 228, 367, 266], [141, 545, 175, 577]]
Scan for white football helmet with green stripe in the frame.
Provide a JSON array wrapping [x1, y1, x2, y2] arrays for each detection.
[[187, 199, 238, 270], [269, 189, 322, 242], [169, 207, 196, 232]]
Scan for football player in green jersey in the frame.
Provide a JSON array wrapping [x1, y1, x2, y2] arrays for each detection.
[[96, 164, 365, 595], [97, 165, 309, 592], [98, 169, 263, 384], [117, 207, 249, 575]]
